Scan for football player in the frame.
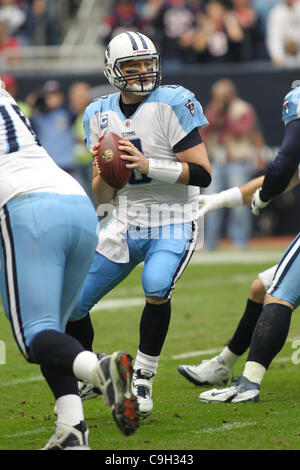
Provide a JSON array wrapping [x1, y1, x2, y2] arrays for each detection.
[[0, 79, 139, 449], [184, 83, 300, 403], [65, 31, 212, 418], [178, 171, 300, 387]]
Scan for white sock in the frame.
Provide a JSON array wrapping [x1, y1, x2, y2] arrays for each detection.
[[243, 361, 266, 385], [134, 350, 159, 375], [56, 394, 84, 427], [72, 350, 98, 384], [219, 346, 240, 369]]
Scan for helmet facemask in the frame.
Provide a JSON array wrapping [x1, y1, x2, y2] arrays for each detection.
[[104, 32, 161, 96], [115, 55, 160, 96]]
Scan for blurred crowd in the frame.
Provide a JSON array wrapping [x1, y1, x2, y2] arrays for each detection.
[[0, 0, 297, 247], [1, 0, 300, 68], [1, 72, 273, 249], [99, 0, 300, 69], [0, 0, 80, 59], [1, 74, 95, 203], [200, 78, 271, 250]]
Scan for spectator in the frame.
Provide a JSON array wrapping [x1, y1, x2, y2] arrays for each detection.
[[99, 0, 143, 46], [231, 0, 267, 60], [151, 0, 203, 69], [68, 81, 94, 203], [0, 19, 22, 62], [135, 0, 164, 34], [266, 0, 300, 68], [23, 0, 62, 46], [252, 0, 279, 35], [0, 0, 26, 38], [183, 0, 244, 63], [31, 80, 81, 182], [201, 79, 265, 250]]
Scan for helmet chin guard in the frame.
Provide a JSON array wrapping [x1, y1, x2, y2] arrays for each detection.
[[104, 31, 161, 95]]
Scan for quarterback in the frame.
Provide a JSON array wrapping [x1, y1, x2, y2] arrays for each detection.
[[66, 31, 212, 418], [0, 80, 139, 449]]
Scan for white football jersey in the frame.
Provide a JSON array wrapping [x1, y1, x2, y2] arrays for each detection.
[[0, 88, 85, 208], [84, 85, 208, 227]]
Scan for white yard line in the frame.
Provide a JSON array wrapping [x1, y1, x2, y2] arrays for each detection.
[[190, 250, 282, 265], [171, 348, 222, 360], [91, 273, 256, 311], [0, 375, 44, 387], [4, 421, 256, 439], [192, 422, 256, 434], [3, 427, 53, 439], [171, 351, 293, 363], [1, 351, 293, 389], [133, 249, 283, 266], [91, 297, 144, 312]]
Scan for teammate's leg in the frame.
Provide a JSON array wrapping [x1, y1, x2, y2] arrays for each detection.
[[242, 236, 300, 388], [178, 265, 278, 386], [0, 194, 138, 447], [199, 237, 300, 404]]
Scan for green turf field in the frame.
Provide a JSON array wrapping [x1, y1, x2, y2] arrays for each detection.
[[1, 249, 300, 451]]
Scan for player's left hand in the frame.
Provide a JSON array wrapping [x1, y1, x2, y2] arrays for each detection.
[[198, 187, 243, 217], [119, 139, 149, 174], [251, 188, 270, 216], [198, 193, 227, 217]]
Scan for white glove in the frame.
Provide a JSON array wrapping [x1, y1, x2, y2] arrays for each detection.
[[198, 187, 243, 217], [251, 188, 270, 216]]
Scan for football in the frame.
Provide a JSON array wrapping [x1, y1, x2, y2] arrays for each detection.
[[95, 132, 132, 190]]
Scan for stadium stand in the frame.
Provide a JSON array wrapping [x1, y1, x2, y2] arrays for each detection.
[[1, 0, 300, 238]]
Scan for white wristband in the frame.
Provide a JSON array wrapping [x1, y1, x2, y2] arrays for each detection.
[[220, 187, 243, 207], [148, 158, 182, 184]]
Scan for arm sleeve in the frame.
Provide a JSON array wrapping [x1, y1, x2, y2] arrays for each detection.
[[162, 87, 208, 148], [259, 119, 300, 202], [173, 127, 203, 152]]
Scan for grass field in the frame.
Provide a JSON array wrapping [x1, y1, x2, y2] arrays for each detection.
[[1, 246, 300, 452]]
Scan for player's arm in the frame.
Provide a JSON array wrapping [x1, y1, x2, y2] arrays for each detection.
[[171, 127, 212, 186], [240, 176, 265, 205], [252, 119, 300, 214], [198, 169, 300, 216], [119, 127, 212, 187], [91, 136, 116, 204]]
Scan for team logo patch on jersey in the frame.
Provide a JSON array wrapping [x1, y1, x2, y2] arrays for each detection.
[[283, 101, 289, 114], [185, 99, 195, 115]]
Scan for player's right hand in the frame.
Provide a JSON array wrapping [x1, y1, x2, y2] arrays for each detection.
[[91, 135, 104, 159], [251, 188, 270, 216]]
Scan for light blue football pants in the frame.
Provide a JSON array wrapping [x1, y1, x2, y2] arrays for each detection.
[[267, 231, 300, 308], [0, 193, 98, 360], [70, 221, 198, 321]]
